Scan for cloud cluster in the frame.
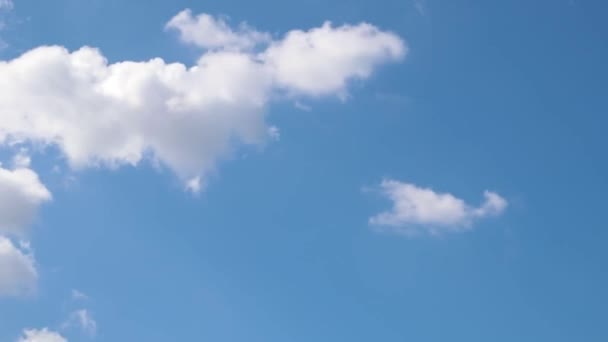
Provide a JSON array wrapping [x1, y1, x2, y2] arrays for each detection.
[[0, 12, 404, 336], [370, 180, 507, 235], [0, 157, 49, 298], [0, 10, 405, 190]]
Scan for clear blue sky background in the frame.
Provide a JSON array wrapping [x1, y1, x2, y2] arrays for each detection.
[[1, 0, 607, 341]]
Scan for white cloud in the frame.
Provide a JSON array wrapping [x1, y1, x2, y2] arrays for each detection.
[[63, 309, 97, 337], [0, 236, 37, 297], [0, 11, 405, 190], [0, 162, 51, 236], [166, 9, 270, 50], [17, 328, 67, 342], [263, 21, 406, 96], [0, 158, 48, 297], [369, 180, 507, 236], [0, 45, 275, 185]]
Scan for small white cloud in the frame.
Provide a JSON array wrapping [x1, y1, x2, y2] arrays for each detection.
[[166, 9, 270, 50], [0, 236, 37, 297], [63, 309, 97, 337], [369, 180, 507, 236], [0, 161, 52, 236], [17, 328, 67, 342]]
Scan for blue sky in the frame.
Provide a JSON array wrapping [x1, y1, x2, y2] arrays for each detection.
[[0, 0, 607, 341]]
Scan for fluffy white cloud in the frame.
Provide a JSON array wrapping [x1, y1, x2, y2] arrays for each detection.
[[166, 9, 270, 50], [63, 309, 97, 337], [369, 180, 507, 235], [0, 11, 405, 190], [263, 22, 406, 96], [17, 328, 67, 342], [0, 157, 48, 297], [0, 236, 37, 297], [0, 162, 51, 236], [0, 46, 272, 186]]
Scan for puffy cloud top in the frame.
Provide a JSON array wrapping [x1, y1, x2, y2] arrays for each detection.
[[0, 163, 51, 236], [17, 328, 67, 342], [263, 21, 406, 96], [166, 9, 270, 50], [0, 11, 405, 190]]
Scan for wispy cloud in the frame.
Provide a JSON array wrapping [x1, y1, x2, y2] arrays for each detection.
[[414, 0, 427, 16], [63, 309, 97, 337], [71, 289, 89, 301], [0, 0, 13, 11], [0, 0, 13, 50], [294, 101, 312, 112]]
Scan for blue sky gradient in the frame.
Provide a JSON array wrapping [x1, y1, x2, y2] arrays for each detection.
[[1, 0, 607, 341]]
